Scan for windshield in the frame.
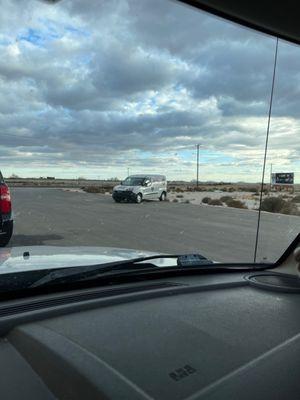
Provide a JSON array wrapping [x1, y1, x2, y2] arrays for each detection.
[[122, 177, 146, 186], [0, 0, 299, 276]]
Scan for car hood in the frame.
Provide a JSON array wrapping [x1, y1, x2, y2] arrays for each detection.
[[113, 185, 135, 191], [0, 246, 175, 274]]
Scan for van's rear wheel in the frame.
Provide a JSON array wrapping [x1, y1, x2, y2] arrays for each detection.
[[160, 192, 166, 201], [135, 193, 143, 204]]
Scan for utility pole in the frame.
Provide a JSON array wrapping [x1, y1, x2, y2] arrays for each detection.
[[196, 144, 200, 188], [270, 163, 273, 191], [127, 168, 130, 177]]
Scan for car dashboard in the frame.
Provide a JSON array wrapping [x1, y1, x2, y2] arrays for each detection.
[[0, 265, 299, 400]]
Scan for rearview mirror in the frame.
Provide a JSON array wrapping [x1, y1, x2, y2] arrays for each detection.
[[144, 180, 151, 187]]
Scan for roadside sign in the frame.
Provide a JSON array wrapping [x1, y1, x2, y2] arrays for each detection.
[[271, 172, 294, 185]]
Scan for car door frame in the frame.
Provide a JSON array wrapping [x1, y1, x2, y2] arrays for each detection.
[[142, 178, 154, 200]]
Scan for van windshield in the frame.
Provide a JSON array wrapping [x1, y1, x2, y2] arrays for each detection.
[[123, 177, 146, 186]]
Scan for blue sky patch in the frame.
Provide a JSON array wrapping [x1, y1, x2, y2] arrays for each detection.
[[18, 27, 61, 47], [19, 28, 44, 46], [64, 25, 90, 37], [178, 149, 235, 165]]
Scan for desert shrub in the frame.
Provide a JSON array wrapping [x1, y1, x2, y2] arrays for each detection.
[[175, 187, 184, 193], [220, 195, 233, 203], [202, 197, 211, 204], [176, 194, 184, 198], [291, 195, 300, 203], [226, 199, 247, 209], [102, 185, 114, 191], [228, 187, 235, 192], [238, 186, 257, 193], [260, 197, 285, 213], [248, 187, 258, 193], [172, 198, 179, 203], [209, 199, 223, 206], [280, 202, 299, 216], [83, 186, 105, 194], [184, 199, 190, 204]]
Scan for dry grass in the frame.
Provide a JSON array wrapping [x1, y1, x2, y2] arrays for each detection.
[[261, 197, 285, 213], [225, 199, 248, 209], [208, 199, 223, 206], [261, 197, 299, 216], [202, 197, 211, 204], [220, 195, 233, 203], [83, 186, 111, 194], [291, 195, 300, 203], [280, 202, 299, 215]]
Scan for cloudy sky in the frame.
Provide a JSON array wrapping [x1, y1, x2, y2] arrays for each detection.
[[0, 0, 299, 182]]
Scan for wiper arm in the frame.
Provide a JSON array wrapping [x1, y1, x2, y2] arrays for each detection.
[[29, 254, 180, 289], [29, 253, 269, 290]]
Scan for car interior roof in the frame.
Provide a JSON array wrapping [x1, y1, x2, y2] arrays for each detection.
[[179, 0, 300, 45], [50, 0, 300, 45]]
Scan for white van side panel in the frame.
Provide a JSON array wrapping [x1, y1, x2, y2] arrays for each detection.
[[154, 179, 167, 199]]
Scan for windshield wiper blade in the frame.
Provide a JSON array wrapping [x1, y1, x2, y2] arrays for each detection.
[[28, 253, 269, 290], [29, 254, 180, 289]]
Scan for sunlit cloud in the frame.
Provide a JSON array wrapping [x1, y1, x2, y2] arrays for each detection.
[[0, 0, 299, 182]]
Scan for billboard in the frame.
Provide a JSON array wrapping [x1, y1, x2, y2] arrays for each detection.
[[271, 172, 294, 185]]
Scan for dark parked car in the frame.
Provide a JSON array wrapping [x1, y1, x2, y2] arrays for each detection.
[[0, 172, 13, 246]]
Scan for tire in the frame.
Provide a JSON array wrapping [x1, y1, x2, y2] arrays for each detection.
[[0, 222, 13, 247], [135, 193, 143, 204], [113, 198, 121, 203], [159, 192, 166, 201]]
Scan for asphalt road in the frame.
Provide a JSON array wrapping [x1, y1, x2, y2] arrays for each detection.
[[9, 187, 299, 263]]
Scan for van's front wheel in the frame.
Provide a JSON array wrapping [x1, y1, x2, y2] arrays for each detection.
[[135, 193, 143, 204], [160, 192, 166, 201]]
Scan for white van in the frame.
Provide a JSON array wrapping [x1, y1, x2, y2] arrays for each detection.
[[112, 175, 167, 203]]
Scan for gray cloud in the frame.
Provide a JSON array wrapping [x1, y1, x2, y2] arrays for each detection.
[[0, 0, 298, 179]]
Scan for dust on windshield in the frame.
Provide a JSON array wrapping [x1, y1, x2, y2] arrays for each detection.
[[0, 0, 299, 263]]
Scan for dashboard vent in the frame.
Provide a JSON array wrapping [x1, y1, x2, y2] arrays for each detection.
[[0, 282, 183, 318]]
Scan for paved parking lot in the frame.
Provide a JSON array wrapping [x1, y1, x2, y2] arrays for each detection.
[[9, 187, 299, 263]]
